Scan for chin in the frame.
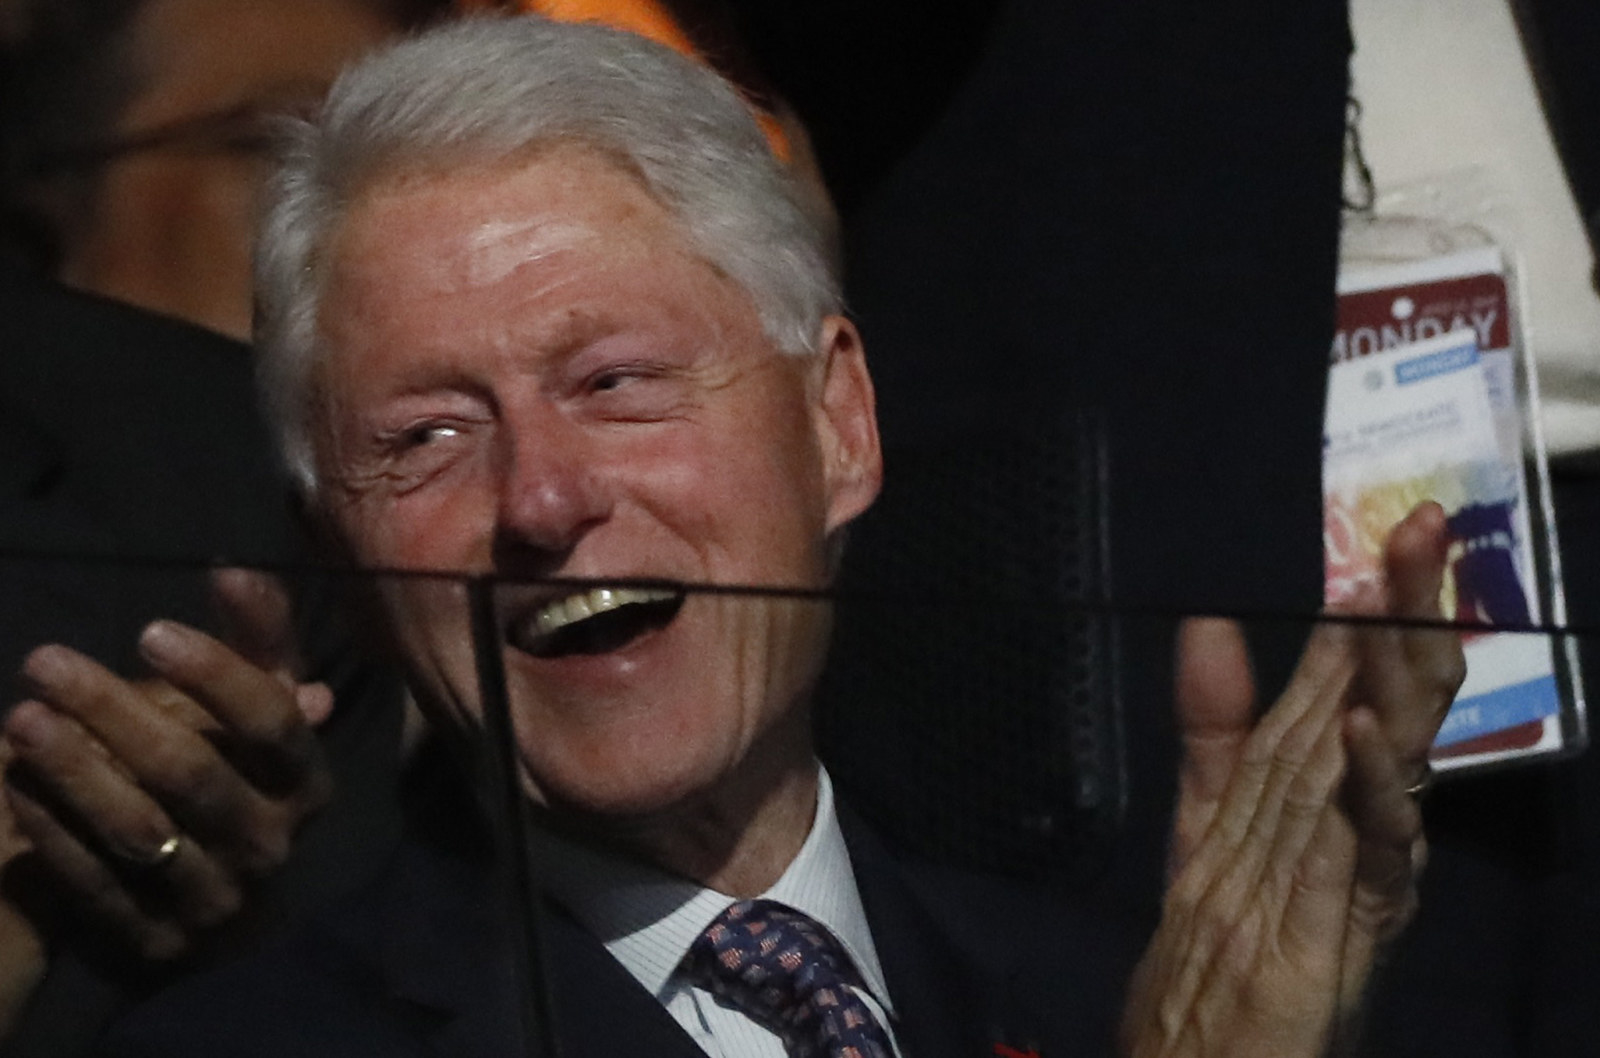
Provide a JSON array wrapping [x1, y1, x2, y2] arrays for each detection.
[[521, 750, 736, 835]]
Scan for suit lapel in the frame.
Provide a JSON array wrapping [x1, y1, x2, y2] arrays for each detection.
[[355, 837, 706, 1058], [343, 839, 519, 1058], [540, 905, 710, 1058], [838, 803, 1062, 1056], [352, 798, 1074, 1058], [841, 807, 1024, 1058]]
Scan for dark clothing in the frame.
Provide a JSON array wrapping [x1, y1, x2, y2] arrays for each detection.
[[0, 262, 294, 682], [822, 0, 1349, 929], [0, 265, 407, 1057], [95, 799, 1140, 1058]]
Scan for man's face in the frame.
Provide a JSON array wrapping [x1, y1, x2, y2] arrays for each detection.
[[69, 0, 401, 340], [313, 146, 880, 824]]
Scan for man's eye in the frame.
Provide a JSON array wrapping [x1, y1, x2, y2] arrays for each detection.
[[590, 369, 640, 393], [401, 423, 462, 447], [361, 421, 476, 494], [577, 362, 686, 421]]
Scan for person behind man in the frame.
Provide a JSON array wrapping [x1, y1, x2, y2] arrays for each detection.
[[93, 16, 1464, 1056], [0, 0, 446, 337], [0, 1, 449, 1051]]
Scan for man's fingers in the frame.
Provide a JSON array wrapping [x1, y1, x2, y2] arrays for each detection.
[[5, 702, 180, 864], [17, 648, 318, 870], [1342, 707, 1424, 943], [1259, 712, 1350, 915], [294, 683, 336, 727], [1190, 664, 1349, 905], [1257, 703, 1362, 983], [0, 740, 30, 862], [4, 695, 299, 879], [136, 622, 324, 792], [1382, 502, 1450, 623], [1343, 707, 1423, 850], [3, 702, 257, 937], [25, 639, 308, 796], [128, 677, 216, 733], [1352, 624, 1454, 768], [1170, 618, 1255, 876], [4, 784, 234, 963], [22, 644, 218, 772], [1135, 679, 1357, 1058], [210, 569, 335, 726], [1358, 503, 1465, 762], [1274, 801, 1359, 979], [209, 567, 299, 680], [10, 782, 188, 962], [1384, 501, 1464, 689], [1168, 618, 1356, 912], [1175, 617, 1256, 801]]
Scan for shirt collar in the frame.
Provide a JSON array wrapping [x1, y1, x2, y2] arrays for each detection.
[[531, 767, 894, 1016]]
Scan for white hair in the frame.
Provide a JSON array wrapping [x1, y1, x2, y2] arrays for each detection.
[[254, 15, 841, 489]]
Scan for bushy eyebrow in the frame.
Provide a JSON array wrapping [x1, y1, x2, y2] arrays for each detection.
[[535, 309, 622, 362], [353, 312, 624, 397]]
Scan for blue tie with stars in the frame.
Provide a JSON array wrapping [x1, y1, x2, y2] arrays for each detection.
[[682, 898, 895, 1058]]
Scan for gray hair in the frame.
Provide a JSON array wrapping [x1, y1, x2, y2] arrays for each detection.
[[255, 15, 842, 490]]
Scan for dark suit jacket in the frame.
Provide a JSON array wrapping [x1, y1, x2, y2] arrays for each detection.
[[0, 265, 407, 1058], [95, 800, 1139, 1058], [0, 261, 295, 681]]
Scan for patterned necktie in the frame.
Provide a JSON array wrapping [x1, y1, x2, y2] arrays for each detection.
[[681, 898, 895, 1058]]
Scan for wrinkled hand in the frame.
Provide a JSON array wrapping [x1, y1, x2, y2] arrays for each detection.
[[1, 570, 333, 967], [1332, 502, 1462, 1017], [1121, 503, 1464, 1058]]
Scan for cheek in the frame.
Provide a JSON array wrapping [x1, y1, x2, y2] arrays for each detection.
[[635, 428, 829, 580], [381, 579, 482, 723], [334, 486, 493, 571]]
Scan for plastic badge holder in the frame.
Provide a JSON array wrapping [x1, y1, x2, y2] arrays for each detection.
[[1329, 213, 1585, 773]]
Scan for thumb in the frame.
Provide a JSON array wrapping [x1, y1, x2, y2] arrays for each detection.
[[209, 569, 334, 726], [209, 568, 333, 726], [209, 567, 298, 678], [1175, 617, 1257, 793], [1171, 617, 1257, 872]]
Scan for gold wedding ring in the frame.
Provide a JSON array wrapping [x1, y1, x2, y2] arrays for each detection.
[[1404, 763, 1435, 800], [149, 834, 183, 868], [114, 833, 183, 870]]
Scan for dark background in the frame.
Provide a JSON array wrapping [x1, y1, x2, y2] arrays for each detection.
[[734, 1, 1600, 1054], [736, 0, 1344, 921]]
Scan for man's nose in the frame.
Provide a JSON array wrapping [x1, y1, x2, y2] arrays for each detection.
[[493, 412, 612, 560]]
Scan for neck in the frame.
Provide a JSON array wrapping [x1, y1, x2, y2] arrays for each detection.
[[546, 716, 821, 898], [643, 760, 819, 897], [61, 171, 254, 342]]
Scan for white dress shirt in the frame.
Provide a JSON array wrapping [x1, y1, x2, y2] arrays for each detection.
[[531, 767, 902, 1057]]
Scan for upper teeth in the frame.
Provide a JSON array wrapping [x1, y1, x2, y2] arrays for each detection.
[[531, 587, 679, 637]]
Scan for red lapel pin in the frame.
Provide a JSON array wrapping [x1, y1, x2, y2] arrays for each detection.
[[993, 1044, 1041, 1058]]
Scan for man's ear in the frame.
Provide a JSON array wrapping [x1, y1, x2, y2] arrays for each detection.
[[813, 315, 882, 534]]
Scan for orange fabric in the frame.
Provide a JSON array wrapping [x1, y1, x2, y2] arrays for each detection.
[[452, 0, 791, 160], [520, 0, 698, 59]]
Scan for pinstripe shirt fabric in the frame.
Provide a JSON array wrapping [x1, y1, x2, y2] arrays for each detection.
[[531, 768, 902, 1057]]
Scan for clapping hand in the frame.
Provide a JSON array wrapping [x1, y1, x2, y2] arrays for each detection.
[[1120, 503, 1464, 1058], [0, 570, 332, 1016]]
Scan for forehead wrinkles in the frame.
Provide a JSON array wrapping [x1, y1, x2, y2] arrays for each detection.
[[332, 153, 696, 296], [314, 170, 771, 390]]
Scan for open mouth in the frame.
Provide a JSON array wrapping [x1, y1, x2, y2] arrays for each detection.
[[507, 586, 685, 658]]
